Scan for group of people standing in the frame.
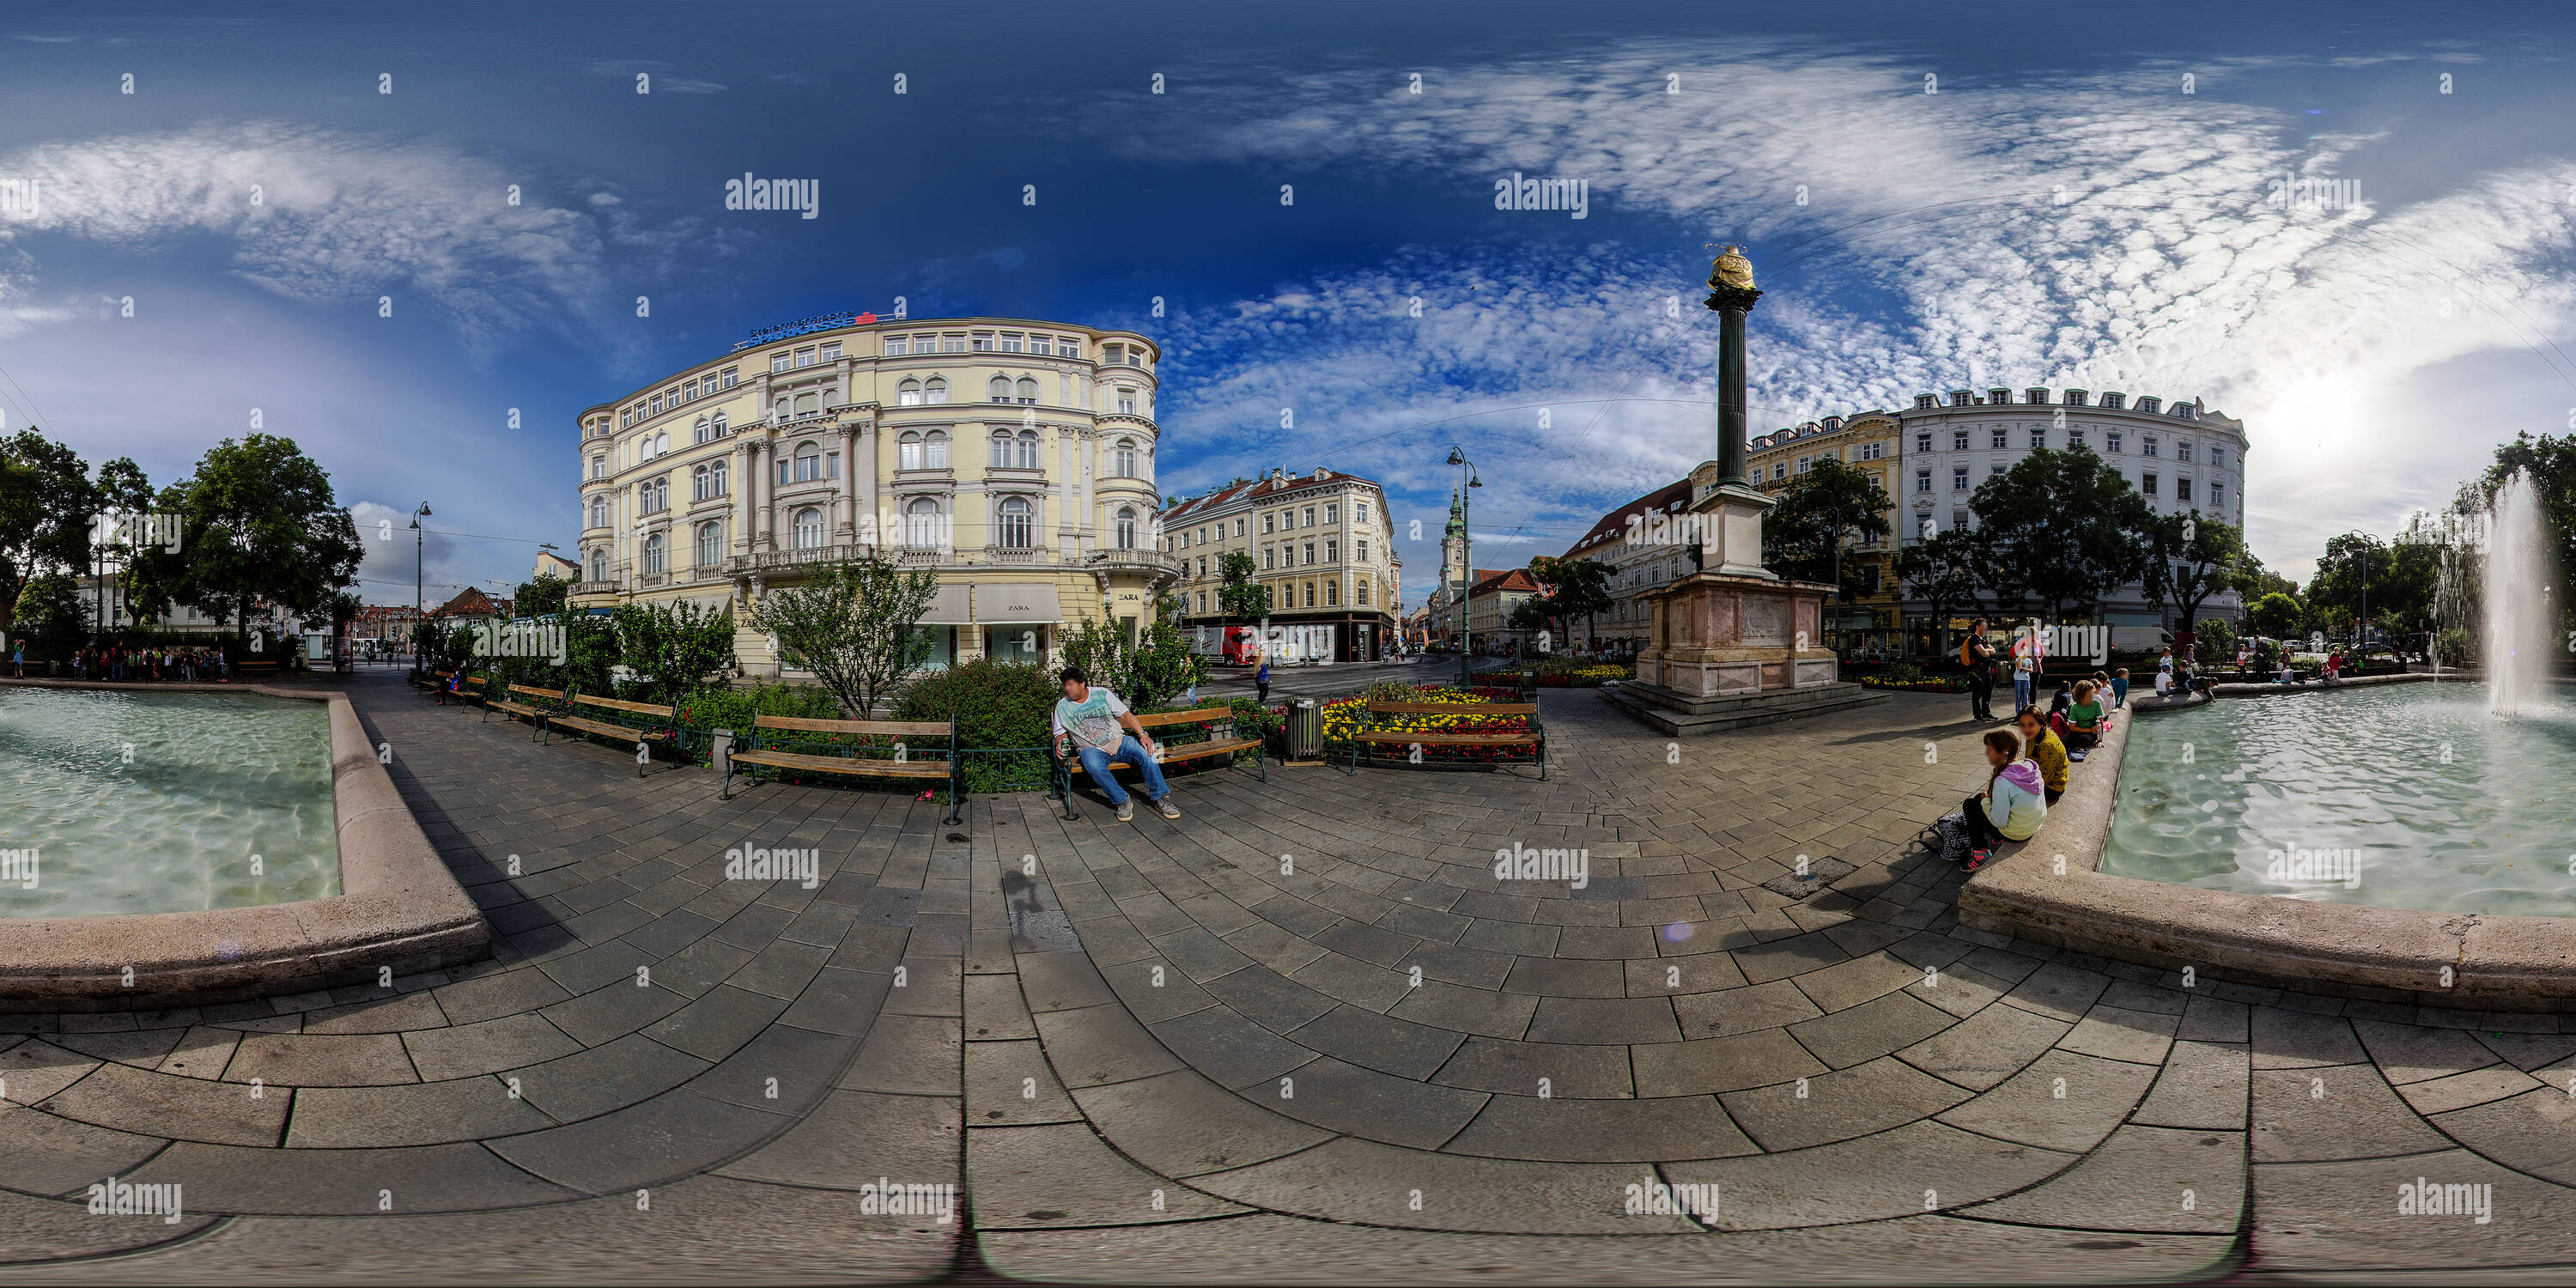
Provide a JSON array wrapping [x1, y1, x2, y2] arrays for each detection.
[[67, 643, 229, 683]]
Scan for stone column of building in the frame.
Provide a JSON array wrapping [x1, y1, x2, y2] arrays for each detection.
[[734, 439, 757, 556], [834, 422, 858, 541], [855, 419, 878, 549], [750, 438, 774, 552]]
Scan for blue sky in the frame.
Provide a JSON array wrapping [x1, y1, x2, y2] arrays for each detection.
[[5, 1, 2575, 605]]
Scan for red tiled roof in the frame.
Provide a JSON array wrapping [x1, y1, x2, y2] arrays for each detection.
[[1157, 466, 1386, 521], [1561, 477, 1695, 560]]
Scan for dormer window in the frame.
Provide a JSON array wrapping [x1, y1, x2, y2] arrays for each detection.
[[1913, 394, 1935, 410], [2026, 388, 2049, 404], [2136, 396, 2161, 415], [2099, 392, 2124, 410], [2064, 390, 2088, 406]]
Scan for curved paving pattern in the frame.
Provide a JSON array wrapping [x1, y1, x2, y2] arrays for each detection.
[[7, 671, 2576, 1281]]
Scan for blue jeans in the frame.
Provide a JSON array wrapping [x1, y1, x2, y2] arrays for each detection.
[[2012, 671, 2034, 714], [1074, 737, 1169, 807]]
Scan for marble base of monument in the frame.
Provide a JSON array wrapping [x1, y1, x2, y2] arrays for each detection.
[[1607, 570, 1885, 734]]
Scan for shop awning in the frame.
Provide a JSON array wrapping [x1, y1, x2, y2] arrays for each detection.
[[920, 584, 974, 624], [972, 581, 1060, 623]]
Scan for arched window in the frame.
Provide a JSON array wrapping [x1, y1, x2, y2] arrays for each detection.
[[692, 465, 712, 501], [590, 495, 608, 529], [1357, 580, 1369, 605], [988, 374, 1012, 403], [694, 416, 712, 445], [710, 458, 727, 497], [654, 432, 668, 457], [590, 548, 606, 581], [794, 391, 819, 417], [1115, 507, 1137, 550], [899, 378, 923, 407], [793, 507, 824, 550], [990, 429, 1014, 467], [1303, 581, 1316, 608], [1015, 376, 1038, 404], [924, 377, 949, 404], [1016, 429, 1038, 468], [900, 431, 924, 471], [1326, 580, 1340, 606], [793, 441, 822, 482], [643, 532, 666, 574], [711, 410, 727, 434], [1112, 439, 1138, 477], [906, 496, 945, 547], [925, 430, 949, 468], [696, 521, 722, 568], [998, 496, 1033, 549]]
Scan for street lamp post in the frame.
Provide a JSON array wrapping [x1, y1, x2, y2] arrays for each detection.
[[1446, 447, 1480, 689], [410, 502, 432, 673]]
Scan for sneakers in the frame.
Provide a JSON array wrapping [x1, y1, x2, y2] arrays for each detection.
[[1115, 800, 1134, 823], [1963, 848, 1990, 872], [1157, 797, 1182, 820]]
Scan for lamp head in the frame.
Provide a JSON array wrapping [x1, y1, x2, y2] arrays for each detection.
[[1468, 471, 1482, 489], [1445, 448, 1465, 466]]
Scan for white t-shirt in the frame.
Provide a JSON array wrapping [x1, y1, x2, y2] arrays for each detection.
[[1051, 687, 1133, 751], [2154, 671, 2173, 696]]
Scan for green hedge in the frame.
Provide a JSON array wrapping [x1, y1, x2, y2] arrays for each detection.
[[894, 659, 1057, 751]]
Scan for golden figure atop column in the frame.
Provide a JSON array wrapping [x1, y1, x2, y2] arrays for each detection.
[[1711, 245, 1756, 291]]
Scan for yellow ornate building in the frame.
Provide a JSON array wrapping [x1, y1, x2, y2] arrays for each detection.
[[1745, 410, 1904, 657], [573, 314, 1180, 677]]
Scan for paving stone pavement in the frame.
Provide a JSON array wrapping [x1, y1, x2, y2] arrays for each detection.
[[9, 671, 2576, 1282]]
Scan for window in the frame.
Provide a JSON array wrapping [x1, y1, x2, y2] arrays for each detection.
[[1357, 538, 1369, 561], [642, 477, 669, 513], [1953, 509, 1970, 532], [900, 432, 924, 471], [2068, 428, 2086, 450], [2175, 477, 2193, 502], [2211, 483, 2224, 509], [2208, 447, 2224, 468], [990, 430, 1014, 467], [1356, 501, 1371, 524], [1858, 441, 1882, 460], [650, 393, 664, 415], [683, 380, 698, 401], [1263, 546, 1275, 569], [590, 495, 609, 528], [793, 443, 823, 483], [1326, 580, 1340, 606], [1324, 502, 1339, 523], [589, 454, 605, 481], [899, 379, 922, 406], [1325, 539, 1338, 563], [1015, 376, 1037, 404], [2136, 396, 2161, 414], [2142, 435, 2160, 458], [988, 374, 1011, 403], [1115, 388, 1138, 415], [1990, 463, 2005, 477], [1303, 506, 1316, 527], [591, 549, 606, 581], [770, 353, 791, 374], [906, 497, 944, 547], [1952, 466, 1969, 490], [1195, 591, 1207, 613], [2106, 431, 2123, 453], [1795, 455, 1811, 474], [1234, 517, 1246, 537], [1357, 580, 1369, 605], [1196, 556, 1208, 577], [1112, 439, 1138, 477], [1914, 394, 1936, 410], [1303, 581, 1316, 607], [1990, 428, 2008, 449], [2099, 392, 2123, 410], [972, 333, 993, 352], [998, 496, 1034, 548], [818, 342, 839, 361], [1057, 337, 1078, 357], [1115, 507, 1137, 550], [999, 333, 1024, 353], [926, 377, 949, 404], [942, 334, 967, 354], [1916, 433, 1931, 453], [1015, 429, 1038, 468], [2140, 473, 2159, 496], [2064, 390, 2087, 406], [2028, 428, 2045, 449], [1771, 462, 1788, 481], [1953, 430, 1970, 451], [1952, 391, 1974, 407], [885, 337, 908, 355], [925, 431, 948, 468], [696, 522, 722, 568], [693, 464, 713, 501], [1916, 469, 1932, 494], [721, 367, 738, 388], [1989, 388, 2011, 404], [643, 532, 666, 574], [1261, 512, 1275, 534], [2176, 441, 2194, 464]]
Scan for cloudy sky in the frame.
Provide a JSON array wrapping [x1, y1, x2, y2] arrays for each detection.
[[4, 1, 2573, 604]]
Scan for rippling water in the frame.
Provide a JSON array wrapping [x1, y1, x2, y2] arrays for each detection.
[[0, 687, 340, 917], [2102, 681, 2576, 914]]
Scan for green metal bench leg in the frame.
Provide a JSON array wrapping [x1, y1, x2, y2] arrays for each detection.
[[945, 766, 964, 826]]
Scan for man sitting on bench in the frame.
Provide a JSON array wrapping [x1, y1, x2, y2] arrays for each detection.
[[1052, 666, 1181, 823]]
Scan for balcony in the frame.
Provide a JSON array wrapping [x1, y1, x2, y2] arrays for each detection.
[[726, 544, 870, 576], [571, 580, 619, 597], [1089, 549, 1179, 577], [637, 572, 667, 588]]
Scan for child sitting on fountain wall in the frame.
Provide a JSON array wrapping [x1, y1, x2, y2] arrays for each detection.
[[2111, 667, 2130, 708], [1959, 728, 2047, 871], [2063, 680, 2108, 750], [2016, 708, 2068, 805]]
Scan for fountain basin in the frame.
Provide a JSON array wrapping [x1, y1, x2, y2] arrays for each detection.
[[0, 680, 490, 1012]]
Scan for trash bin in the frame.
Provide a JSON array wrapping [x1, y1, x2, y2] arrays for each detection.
[[1286, 698, 1322, 761]]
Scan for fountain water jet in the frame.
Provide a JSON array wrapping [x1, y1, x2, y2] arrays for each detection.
[[2485, 468, 2560, 715]]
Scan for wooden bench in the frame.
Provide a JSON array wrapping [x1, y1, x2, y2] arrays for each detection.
[[1049, 705, 1267, 819], [1342, 700, 1546, 780], [723, 715, 962, 823], [483, 683, 567, 740], [543, 691, 680, 775], [421, 670, 485, 706]]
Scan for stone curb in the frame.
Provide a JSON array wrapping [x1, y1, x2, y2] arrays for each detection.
[[1959, 677, 2576, 1011], [0, 678, 492, 1012]]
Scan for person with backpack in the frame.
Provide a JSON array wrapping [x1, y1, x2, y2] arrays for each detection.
[[1255, 656, 1272, 704], [1959, 618, 1996, 722], [1959, 728, 2048, 872]]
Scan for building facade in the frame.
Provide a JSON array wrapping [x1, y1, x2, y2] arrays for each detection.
[[1156, 465, 1401, 662], [1747, 411, 1905, 657], [1894, 386, 2251, 652], [573, 314, 1181, 677], [1558, 477, 1697, 655]]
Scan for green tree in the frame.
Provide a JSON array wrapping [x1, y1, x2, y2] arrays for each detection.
[[1970, 447, 2154, 623], [1895, 528, 1984, 659], [611, 599, 736, 702], [2469, 430, 2576, 611], [2307, 530, 2438, 644], [127, 434, 362, 644], [89, 457, 153, 635], [745, 553, 939, 717], [1528, 555, 1616, 648], [2141, 514, 2246, 660], [514, 572, 572, 619], [1763, 460, 1894, 591], [1216, 550, 1269, 619], [12, 572, 86, 658], [1060, 609, 1202, 711], [0, 428, 99, 634], [2247, 592, 2306, 641]]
